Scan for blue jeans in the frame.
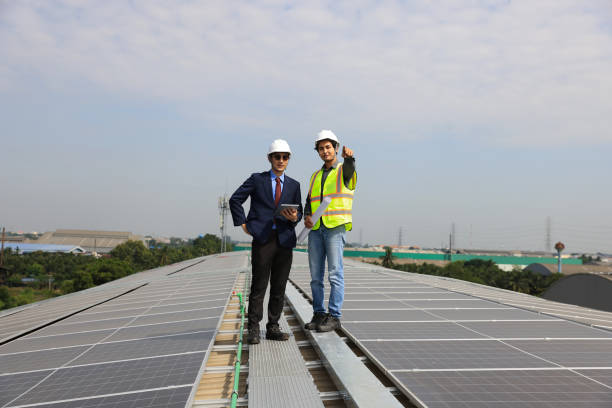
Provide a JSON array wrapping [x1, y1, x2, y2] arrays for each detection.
[[308, 224, 345, 318]]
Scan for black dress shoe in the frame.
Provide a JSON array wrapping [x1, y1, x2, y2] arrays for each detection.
[[247, 328, 260, 344], [304, 312, 327, 330], [317, 315, 341, 332], [265, 325, 290, 341]]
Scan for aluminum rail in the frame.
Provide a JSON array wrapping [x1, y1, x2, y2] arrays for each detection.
[[285, 283, 404, 408], [230, 292, 245, 408]]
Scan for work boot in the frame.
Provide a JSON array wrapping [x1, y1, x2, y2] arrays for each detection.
[[304, 312, 327, 330], [317, 315, 341, 332], [265, 325, 290, 341], [247, 327, 260, 344]]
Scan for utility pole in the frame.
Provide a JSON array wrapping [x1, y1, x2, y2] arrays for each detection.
[[218, 195, 230, 252], [470, 224, 473, 249], [398, 227, 402, 247], [546, 216, 552, 253], [0, 227, 5, 270], [451, 222, 456, 250], [359, 229, 363, 247], [449, 233, 453, 262], [1, 227, 6, 286]]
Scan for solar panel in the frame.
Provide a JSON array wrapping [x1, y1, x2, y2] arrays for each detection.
[[68, 332, 214, 366], [392, 370, 612, 408], [460, 321, 612, 339], [0, 370, 54, 406], [104, 318, 220, 343], [575, 370, 612, 387], [0, 253, 242, 407], [342, 321, 487, 340], [24, 386, 194, 408], [0, 330, 116, 354], [0, 346, 90, 374], [506, 340, 612, 367], [357, 340, 556, 370], [0, 258, 207, 343], [9, 353, 205, 406], [342, 309, 445, 322], [290, 252, 612, 407]]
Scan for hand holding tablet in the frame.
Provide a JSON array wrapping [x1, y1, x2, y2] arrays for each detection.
[[277, 203, 299, 221]]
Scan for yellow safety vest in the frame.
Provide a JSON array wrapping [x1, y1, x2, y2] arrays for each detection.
[[308, 163, 357, 231]]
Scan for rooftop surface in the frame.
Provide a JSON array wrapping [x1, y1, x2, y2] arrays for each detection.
[[1, 252, 611, 407]]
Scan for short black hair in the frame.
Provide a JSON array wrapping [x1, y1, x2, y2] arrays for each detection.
[[314, 139, 339, 151]]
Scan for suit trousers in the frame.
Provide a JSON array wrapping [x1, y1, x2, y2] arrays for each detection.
[[249, 230, 293, 330]]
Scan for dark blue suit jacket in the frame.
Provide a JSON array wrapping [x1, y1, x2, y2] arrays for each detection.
[[230, 171, 303, 248]]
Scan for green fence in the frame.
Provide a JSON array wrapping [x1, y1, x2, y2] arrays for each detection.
[[233, 246, 582, 266]]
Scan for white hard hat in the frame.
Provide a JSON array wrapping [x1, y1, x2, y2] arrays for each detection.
[[268, 139, 292, 155], [315, 130, 339, 147]]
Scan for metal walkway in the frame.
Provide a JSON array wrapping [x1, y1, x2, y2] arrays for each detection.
[[248, 288, 324, 408]]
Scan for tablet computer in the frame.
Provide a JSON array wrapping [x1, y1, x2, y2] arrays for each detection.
[[275, 203, 299, 216]]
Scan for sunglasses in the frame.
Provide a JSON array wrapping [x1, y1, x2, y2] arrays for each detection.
[[272, 154, 290, 161]]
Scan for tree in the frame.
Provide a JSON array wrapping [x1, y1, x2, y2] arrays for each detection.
[[110, 240, 154, 271], [72, 270, 94, 291], [83, 259, 134, 286], [0, 286, 12, 310], [380, 246, 395, 268], [193, 234, 226, 255]]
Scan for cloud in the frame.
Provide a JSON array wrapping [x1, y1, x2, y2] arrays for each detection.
[[1, 0, 611, 146]]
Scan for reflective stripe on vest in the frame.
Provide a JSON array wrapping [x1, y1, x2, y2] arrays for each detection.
[[308, 163, 356, 231]]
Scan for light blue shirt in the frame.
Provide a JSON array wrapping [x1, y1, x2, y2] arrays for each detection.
[[270, 170, 284, 229]]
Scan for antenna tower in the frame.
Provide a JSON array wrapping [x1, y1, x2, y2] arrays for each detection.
[[218, 195, 230, 252]]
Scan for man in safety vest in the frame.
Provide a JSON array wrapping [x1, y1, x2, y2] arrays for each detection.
[[303, 130, 356, 332]]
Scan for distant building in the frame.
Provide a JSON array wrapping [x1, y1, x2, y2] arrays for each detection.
[[1, 235, 26, 243], [35, 229, 144, 254], [3, 243, 86, 254]]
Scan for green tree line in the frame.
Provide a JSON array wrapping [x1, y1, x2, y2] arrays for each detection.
[[0, 234, 229, 310], [377, 247, 562, 296]]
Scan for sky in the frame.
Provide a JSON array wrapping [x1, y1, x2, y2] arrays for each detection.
[[1, 0, 611, 253]]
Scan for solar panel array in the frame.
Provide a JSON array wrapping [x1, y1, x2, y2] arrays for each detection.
[[290, 254, 612, 408], [0, 253, 246, 408], [0, 257, 207, 343], [382, 267, 612, 331]]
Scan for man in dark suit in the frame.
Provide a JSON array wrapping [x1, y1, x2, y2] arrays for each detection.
[[230, 139, 302, 344]]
